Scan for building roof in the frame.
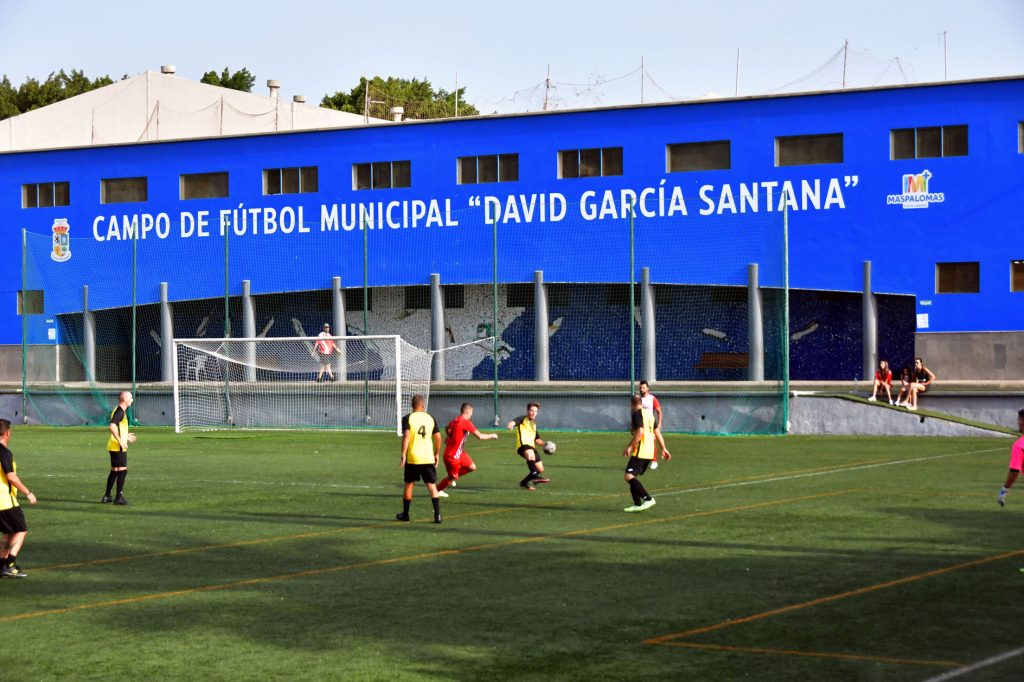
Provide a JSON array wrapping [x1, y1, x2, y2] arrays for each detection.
[[0, 70, 382, 153]]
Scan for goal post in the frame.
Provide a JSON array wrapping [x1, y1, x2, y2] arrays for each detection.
[[172, 335, 431, 434]]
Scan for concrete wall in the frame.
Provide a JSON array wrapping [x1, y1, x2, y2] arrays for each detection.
[[917, 331, 1024, 381]]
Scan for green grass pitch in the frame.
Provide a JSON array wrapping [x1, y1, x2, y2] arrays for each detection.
[[1, 427, 1020, 680]]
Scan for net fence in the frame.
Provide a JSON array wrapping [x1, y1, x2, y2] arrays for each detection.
[[20, 204, 789, 434]]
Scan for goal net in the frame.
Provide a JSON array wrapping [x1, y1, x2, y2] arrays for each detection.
[[173, 335, 431, 433]]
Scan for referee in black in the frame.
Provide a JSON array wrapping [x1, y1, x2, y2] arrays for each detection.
[[0, 419, 37, 578]]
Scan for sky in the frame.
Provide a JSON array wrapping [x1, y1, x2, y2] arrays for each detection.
[[1, 0, 1022, 112]]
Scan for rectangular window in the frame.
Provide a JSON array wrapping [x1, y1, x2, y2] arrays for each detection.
[[667, 140, 731, 172], [17, 290, 43, 315], [404, 286, 430, 310], [263, 166, 318, 195], [21, 181, 70, 208], [101, 177, 148, 204], [890, 125, 968, 159], [558, 147, 623, 178], [457, 153, 519, 184], [936, 262, 980, 294], [344, 288, 372, 311], [444, 286, 464, 309], [353, 161, 411, 190], [775, 133, 843, 166], [1019, 122, 1024, 154], [181, 172, 228, 199], [507, 283, 534, 307], [1012, 261, 1024, 293]]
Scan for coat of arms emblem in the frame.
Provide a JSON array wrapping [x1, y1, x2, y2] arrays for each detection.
[[51, 219, 71, 262]]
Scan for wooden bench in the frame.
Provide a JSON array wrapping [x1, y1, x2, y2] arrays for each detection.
[[695, 352, 749, 370]]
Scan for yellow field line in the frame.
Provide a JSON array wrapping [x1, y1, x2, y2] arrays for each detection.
[[646, 547, 1024, 645], [661, 641, 961, 668], [32, 461, 869, 574], [0, 490, 850, 624]]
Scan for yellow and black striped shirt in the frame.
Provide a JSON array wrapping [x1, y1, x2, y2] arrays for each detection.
[[512, 416, 539, 450], [630, 408, 656, 460], [107, 406, 128, 452]]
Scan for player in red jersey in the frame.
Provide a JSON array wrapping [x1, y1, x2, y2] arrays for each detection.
[[998, 409, 1024, 507], [436, 402, 498, 496]]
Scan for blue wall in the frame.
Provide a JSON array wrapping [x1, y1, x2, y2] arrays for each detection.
[[2, 77, 1023, 348]]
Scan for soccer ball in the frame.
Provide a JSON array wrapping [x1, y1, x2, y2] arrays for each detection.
[[543, 441, 557, 454]]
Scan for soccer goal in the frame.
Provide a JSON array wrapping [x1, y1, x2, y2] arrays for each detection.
[[172, 336, 431, 434]]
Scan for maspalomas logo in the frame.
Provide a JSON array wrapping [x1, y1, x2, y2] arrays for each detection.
[[51, 219, 71, 262], [886, 169, 945, 209]]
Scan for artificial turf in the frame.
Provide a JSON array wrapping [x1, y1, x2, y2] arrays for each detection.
[[1, 426, 1019, 681]]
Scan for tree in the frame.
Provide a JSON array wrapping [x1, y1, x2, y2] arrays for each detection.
[[321, 76, 479, 120], [200, 67, 255, 93], [0, 69, 115, 120]]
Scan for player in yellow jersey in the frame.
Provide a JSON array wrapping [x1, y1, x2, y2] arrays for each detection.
[[623, 394, 671, 512], [102, 391, 136, 505], [397, 394, 443, 524], [507, 402, 549, 490], [0, 419, 37, 578]]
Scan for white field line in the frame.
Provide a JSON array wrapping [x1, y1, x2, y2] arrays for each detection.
[[922, 645, 1024, 681], [659, 446, 1005, 499], [36, 446, 1005, 497]]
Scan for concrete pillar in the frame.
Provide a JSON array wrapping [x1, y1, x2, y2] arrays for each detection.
[[160, 282, 173, 382], [534, 271, 549, 382], [640, 267, 656, 383], [863, 260, 877, 381], [241, 280, 256, 382], [331, 277, 347, 379], [747, 263, 764, 381], [430, 274, 445, 381], [83, 285, 96, 382]]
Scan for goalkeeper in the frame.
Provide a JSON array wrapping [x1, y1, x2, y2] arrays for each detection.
[[314, 323, 340, 382]]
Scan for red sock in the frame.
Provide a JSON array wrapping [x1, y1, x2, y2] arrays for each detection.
[[437, 478, 450, 492]]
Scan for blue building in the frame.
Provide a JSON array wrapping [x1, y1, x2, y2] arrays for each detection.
[[2, 74, 1022, 384]]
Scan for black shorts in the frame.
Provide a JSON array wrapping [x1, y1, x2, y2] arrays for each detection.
[[0, 506, 27, 534], [404, 463, 437, 484], [517, 445, 542, 462], [109, 450, 128, 468], [625, 456, 651, 476]]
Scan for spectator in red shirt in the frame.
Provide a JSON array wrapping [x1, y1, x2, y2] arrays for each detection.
[[868, 359, 893, 404], [315, 323, 339, 382], [436, 403, 498, 496]]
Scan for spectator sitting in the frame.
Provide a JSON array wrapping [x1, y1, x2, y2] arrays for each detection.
[[868, 359, 893, 404], [906, 357, 936, 412], [894, 366, 913, 407]]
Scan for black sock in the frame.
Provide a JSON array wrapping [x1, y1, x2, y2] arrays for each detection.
[[527, 460, 539, 475], [622, 477, 638, 503], [633, 478, 651, 501], [431, 497, 440, 515], [105, 471, 117, 496], [116, 470, 127, 496], [6, 554, 16, 568], [402, 498, 411, 515]]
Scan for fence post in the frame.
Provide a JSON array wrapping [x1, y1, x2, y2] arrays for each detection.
[[534, 270, 549, 382], [331, 276, 347, 378], [430, 273, 445, 381], [862, 260, 877, 381], [748, 263, 764, 381], [241, 280, 256, 382], [641, 267, 656, 383], [160, 282, 174, 382]]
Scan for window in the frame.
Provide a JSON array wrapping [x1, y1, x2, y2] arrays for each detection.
[[936, 262, 979, 294], [22, 181, 70, 208], [667, 141, 731, 172], [400, 286, 464, 310], [507, 283, 534, 307], [263, 167, 318, 195], [344, 288, 373, 311], [1012, 261, 1024, 293], [17, 290, 43, 315], [181, 172, 228, 199], [404, 286, 430, 310], [775, 134, 843, 166], [890, 125, 968, 159], [457, 154, 519, 184], [1018, 122, 1023, 154], [353, 161, 411, 190], [101, 177, 147, 204], [558, 147, 623, 178]]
